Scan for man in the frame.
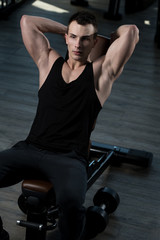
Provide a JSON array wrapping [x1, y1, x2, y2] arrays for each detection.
[[0, 11, 139, 240]]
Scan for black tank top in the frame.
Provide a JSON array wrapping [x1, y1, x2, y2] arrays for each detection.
[[26, 57, 102, 159]]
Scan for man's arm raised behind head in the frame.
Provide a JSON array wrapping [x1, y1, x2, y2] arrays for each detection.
[[95, 25, 139, 106], [107, 24, 139, 80], [20, 15, 67, 68], [88, 35, 110, 62]]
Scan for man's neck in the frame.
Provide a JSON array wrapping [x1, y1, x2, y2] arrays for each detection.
[[67, 58, 88, 70]]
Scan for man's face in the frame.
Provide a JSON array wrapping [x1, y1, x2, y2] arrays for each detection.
[[65, 21, 97, 62]]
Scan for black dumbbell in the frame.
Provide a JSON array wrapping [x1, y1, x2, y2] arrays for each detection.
[[86, 187, 120, 238]]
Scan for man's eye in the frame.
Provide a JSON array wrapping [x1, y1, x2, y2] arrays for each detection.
[[70, 35, 76, 38], [82, 37, 90, 41]]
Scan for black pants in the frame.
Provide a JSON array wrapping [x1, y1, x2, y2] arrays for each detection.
[[0, 141, 88, 240]]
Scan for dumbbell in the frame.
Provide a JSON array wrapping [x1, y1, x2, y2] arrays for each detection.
[[86, 187, 120, 238]]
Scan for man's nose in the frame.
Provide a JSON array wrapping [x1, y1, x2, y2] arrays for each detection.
[[75, 38, 81, 48]]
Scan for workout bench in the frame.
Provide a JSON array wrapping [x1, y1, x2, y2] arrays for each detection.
[[16, 141, 153, 239]]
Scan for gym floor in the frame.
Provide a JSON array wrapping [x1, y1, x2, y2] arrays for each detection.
[[0, 0, 160, 239]]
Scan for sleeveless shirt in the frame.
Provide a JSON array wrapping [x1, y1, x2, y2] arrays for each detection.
[[26, 57, 102, 159]]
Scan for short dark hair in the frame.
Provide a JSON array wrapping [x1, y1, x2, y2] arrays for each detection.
[[67, 11, 98, 35]]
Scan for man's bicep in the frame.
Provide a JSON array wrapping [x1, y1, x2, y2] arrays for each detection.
[[105, 25, 139, 81], [20, 15, 50, 66], [104, 36, 135, 81]]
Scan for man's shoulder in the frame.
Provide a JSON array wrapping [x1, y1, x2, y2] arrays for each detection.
[[39, 50, 63, 89]]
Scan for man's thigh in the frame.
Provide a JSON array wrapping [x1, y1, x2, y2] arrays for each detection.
[[41, 150, 88, 206], [0, 141, 43, 187]]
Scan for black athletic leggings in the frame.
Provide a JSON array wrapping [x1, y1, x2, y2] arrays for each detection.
[[0, 141, 88, 240]]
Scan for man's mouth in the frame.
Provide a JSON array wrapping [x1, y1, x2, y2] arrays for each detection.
[[73, 51, 82, 55]]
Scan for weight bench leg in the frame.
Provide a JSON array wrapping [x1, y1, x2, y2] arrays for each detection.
[[17, 180, 57, 240]]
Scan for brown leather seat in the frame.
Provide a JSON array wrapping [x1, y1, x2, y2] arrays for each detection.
[[21, 179, 56, 206], [22, 180, 53, 193]]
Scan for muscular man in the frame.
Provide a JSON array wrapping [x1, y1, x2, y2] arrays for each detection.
[[0, 11, 139, 240]]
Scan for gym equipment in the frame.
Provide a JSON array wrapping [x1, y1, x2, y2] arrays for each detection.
[[155, 0, 160, 48], [125, 0, 156, 14], [17, 180, 57, 240], [87, 141, 152, 188], [0, 217, 10, 240], [86, 187, 120, 238], [0, 0, 26, 20], [17, 141, 153, 240], [104, 0, 122, 20], [70, 0, 89, 7]]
